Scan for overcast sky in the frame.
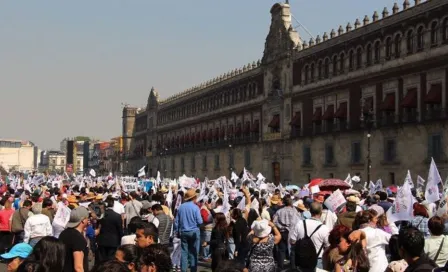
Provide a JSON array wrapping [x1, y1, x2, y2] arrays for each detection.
[[0, 0, 397, 150]]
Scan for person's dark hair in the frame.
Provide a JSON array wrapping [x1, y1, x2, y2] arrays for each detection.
[[130, 191, 138, 199], [346, 201, 357, 212], [151, 204, 163, 212], [23, 200, 32, 207], [247, 208, 259, 228], [105, 196, 115, 208], [388, 235, 401, 262], [42, 198, 53, 209], [22, 236, 66, 272], [139, 244, 172, 272], [117, 244, 140, 269], [398, 226, 425, 258], [136, 221, 159, 242], [215, 198, 223, 206], [258, 198, 267, 216], [352, 210, 375, 230], [428, 216, 445, 236], [309, 202, 322, 216], [231, 208, 242, 220], [90, 260, 130, 272], [328, 225, 351, 248], [214, 213, 228, 238], [347, 241, 370, 272], [283, 196, 293, 207], [378, 191, 388, 201]]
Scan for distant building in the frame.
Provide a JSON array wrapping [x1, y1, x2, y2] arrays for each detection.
[[39, 150, 83, 174], [122, 1, 448, 184], [0, 139, 40, 172]]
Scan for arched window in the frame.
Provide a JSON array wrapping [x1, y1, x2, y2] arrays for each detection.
[[406, 29, 414, 54], [318, 60, 323, 79], [430, 21, 438, 45], [394, 34, 401, 58], [304, 65, 309, 83], [417, 26, 424, 50], [385, 37, 392, 60], [366, 44, 372, 66], [340, 53, 345, 73], [374, 41, 381, 63], [310, 63, 315, 82], [349, 50, 354, 70], [356, 47, 363, 68], [324, 58, 330, 78], [443, 18, 448, 41], [332, 55, 338, 76]]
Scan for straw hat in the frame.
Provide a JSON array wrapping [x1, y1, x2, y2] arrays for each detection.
[[251, 219, 272, 238], [67, 195, 78, 204], [296, 199, 307, 211], [184, 189, 198, 201], [85, 192, 95, 200], [160, 186, 168, 193], [347, 195, 360, 205]]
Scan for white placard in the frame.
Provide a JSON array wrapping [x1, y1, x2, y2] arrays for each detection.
[[123, 181, 138, 192], [310, 185, 320, 194], [324, 189, 346, 212], [53, 202, 71, 228]]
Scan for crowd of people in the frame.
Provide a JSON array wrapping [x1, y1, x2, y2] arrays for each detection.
[[0, 174, 446, 272]]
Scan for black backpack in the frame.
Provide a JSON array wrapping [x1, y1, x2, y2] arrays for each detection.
[[295, 220, 324, 269]]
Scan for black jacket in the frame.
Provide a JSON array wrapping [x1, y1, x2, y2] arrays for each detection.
[[404, 256, 438, 272], [96, 208, 123, 247]]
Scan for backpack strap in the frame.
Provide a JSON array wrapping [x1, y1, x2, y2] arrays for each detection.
[[303, 220, 308, 237], [309, 223, 323, 238], [434, 237, 445, 262]]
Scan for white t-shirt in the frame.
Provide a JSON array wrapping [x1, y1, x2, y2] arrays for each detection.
[[363, 226, 391, 272], [289, 218, 330, 258], [113, 201, 125, 215]]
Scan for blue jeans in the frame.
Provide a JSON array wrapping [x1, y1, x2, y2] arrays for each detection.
[[180, 230, 200, 272], [200, 230, 212, 259]]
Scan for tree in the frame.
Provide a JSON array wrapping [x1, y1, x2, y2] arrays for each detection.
[[74, 136, 91, 142]]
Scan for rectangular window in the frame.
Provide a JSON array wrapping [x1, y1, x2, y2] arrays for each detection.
[[351, 141, 362, 164], [202, 155, 207, 170], [389, 172, 396, 185], [428, 134, 443, 160], [214, 154, 220, 169], [171, 158, 175, 170], [325, 144, 334, 165], [303, 145, 311, 165], [384, 138, 397, 162], [61, 159, 65, 165], [244, 150, 251, 167], [191, 156, 195, 170], [181, 157, 185, 172]]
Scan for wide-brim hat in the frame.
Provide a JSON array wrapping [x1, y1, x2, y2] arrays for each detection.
[[347, 195, 360, 205], [251, 219, 272, 238], [184, 188, 198, 201], [160, 186, 168, 193], [66, 206, 89, 228]]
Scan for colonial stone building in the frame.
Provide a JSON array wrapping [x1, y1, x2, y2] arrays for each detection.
[[122, 0, 448, 185]]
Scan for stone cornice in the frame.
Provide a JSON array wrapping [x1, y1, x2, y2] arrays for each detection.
[[293, 0, 446, 60]]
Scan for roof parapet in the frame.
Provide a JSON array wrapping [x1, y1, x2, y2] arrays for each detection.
[[159, 60, 262, 105]]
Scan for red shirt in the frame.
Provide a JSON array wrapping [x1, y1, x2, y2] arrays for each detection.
[[0, 209, 14, 231]]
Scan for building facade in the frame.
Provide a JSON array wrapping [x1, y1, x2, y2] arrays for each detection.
[[0, 139, 40, 172], [123, 0, 448, 185]]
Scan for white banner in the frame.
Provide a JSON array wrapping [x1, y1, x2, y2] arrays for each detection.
[[324, 189, 346, 212]]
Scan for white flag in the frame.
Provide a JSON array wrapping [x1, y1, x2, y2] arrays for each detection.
[[425, 158, 442, 203], [387, 178, 414, 223], [405, 170, 414, 188]]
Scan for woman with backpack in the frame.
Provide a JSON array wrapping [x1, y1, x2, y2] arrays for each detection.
[[244, 219, 281, 272], [205, 213, 229, 272]]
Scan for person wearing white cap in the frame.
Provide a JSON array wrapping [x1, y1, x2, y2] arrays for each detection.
[[245, 219, 281, 272]]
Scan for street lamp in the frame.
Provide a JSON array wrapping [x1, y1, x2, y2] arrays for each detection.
[[360, 98, 375, 183]]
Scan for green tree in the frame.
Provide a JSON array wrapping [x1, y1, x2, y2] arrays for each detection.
[[74, 136, 91, 142]]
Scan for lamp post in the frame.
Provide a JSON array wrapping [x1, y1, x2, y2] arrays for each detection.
[[360, 98, 375, 183]]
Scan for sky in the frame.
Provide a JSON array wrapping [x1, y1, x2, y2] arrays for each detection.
[[0, 0, 397, 150]]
